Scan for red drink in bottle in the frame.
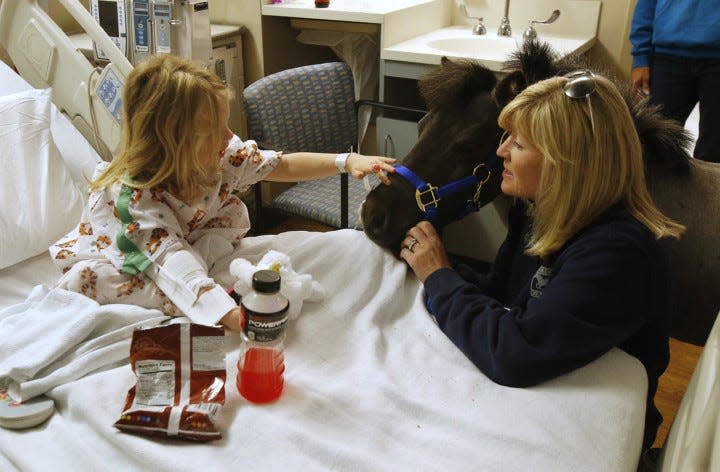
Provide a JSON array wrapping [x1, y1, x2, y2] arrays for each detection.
[[237, 347, 285, 403], [236, 270, 289, 404]]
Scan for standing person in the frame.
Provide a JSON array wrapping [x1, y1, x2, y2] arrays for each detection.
[[400, 72, 684, 454], [629, 0, 720, 162], [50, 54, 395, 332]]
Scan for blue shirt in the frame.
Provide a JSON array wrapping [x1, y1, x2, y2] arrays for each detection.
[[631, 0, 720, 68]]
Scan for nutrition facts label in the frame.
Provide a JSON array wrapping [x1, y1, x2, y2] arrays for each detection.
[[135, 360, 175, 406]]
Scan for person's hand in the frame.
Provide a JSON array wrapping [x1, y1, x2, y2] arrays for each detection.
[[345, 153, 396, 185], [220, 307, 245, 332], [400, 220, 451, 282], [631, 67, 650, 98]]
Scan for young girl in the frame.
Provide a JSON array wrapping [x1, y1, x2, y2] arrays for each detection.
[[50, 54, 395, 331]]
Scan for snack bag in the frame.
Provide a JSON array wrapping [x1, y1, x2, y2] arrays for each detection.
[[114, 323, 226, 441]]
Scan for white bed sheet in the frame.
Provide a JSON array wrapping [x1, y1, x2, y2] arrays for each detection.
[[0, 230, 647, 472]]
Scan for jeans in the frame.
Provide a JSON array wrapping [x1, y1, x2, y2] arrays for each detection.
[[650, 53, 720, 163]]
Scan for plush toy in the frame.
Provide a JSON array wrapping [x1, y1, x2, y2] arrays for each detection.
[[229, 250, 325, 319]]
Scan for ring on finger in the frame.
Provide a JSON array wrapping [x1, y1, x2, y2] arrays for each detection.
[[407, 238, 419, 252]]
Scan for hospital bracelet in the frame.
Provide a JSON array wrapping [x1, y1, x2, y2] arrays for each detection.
[[335, 152, 350, 173]]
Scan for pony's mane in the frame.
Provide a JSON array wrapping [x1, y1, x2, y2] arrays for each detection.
[[495, 41, 692, 174], [418, 57, 497, 112]]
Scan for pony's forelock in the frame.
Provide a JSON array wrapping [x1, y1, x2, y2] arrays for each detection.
[[419, 58, 497, 112]]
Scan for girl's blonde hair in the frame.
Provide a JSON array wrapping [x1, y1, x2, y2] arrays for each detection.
[[91, 54, 231, 202], [498, 74, 684, 258]]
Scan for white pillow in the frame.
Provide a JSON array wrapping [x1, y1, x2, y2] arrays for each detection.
[[0, 88, 87, 269]]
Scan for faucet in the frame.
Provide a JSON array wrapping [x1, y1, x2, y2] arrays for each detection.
[[523, 9, 561, 41], [460, 4, 486, 35], [497, 0, 511, 37]]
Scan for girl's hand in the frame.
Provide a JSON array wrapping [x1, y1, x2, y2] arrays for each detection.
[[220, 307, 245, 332], [400, 221, 451, 282], [346, 154, 396, 185]]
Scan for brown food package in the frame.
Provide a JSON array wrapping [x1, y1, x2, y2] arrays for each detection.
[[114, 323, 226, 441]]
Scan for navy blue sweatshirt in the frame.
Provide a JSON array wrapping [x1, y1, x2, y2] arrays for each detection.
[[424, 202, 670, 450]]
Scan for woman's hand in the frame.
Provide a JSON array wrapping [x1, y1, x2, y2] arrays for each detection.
[[400, 221, 451, 282], [346, 153, 396, 185], [220, 307, 245, 332]]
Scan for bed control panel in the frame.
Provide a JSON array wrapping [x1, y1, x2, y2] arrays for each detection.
[[90, 63, 124, 156], [94, 65, 123, 124]]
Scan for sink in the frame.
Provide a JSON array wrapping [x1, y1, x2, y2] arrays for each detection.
[[425, 35, 520, 60], [382, 25, 596, 71]]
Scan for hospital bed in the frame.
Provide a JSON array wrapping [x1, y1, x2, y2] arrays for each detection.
[[0, 2, 655, 471]]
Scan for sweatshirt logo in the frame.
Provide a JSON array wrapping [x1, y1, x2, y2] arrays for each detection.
[[530, 265, 552, 298]]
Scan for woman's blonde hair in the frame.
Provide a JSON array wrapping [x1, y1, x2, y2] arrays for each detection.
[[90, 54, 231, 202], [497, 74, 684, 258]]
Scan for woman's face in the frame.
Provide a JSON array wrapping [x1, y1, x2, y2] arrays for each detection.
[[496, 131, 544, 199]]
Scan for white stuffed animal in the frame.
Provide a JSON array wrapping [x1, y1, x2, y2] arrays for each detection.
[[229, 250, 325, 319]]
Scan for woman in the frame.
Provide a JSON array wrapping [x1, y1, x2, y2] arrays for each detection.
[[400, 72, 684, 451]]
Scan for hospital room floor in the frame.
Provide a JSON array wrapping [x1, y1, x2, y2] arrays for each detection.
[[260, 212, 704, 449]]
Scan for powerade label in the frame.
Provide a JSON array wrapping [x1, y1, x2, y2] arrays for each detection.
[[241, 303, 289, 342]]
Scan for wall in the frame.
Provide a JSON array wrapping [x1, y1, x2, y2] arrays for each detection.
[[586, 0, 635, 80]]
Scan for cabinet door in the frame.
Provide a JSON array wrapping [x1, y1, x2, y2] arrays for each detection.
[[375, 116, 419, 161]]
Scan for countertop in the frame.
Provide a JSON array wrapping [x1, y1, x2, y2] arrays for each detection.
[[261, 0, 438, 23], [382, 26, 596, 70]]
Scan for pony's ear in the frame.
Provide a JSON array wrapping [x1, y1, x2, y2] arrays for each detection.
[[513, 40, 561, 84], [495, 40, 564, 108], [494, 70, 526, 108]]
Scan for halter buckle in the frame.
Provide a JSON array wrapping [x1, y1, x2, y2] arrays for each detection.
[[471, 163, 492, 204], [415, 184, 440, 212]]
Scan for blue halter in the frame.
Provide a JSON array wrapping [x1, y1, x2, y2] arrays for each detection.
[[394, 152, 499, 228]]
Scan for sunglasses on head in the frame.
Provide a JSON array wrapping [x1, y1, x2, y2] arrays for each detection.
[[499, 70, 599, 147], [563, 70, 597, 133]]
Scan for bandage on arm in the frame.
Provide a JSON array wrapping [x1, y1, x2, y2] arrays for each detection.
[[145, 242, 236, 326]]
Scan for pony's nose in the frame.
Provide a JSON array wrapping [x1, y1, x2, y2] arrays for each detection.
[[361, 203, 391, 241]]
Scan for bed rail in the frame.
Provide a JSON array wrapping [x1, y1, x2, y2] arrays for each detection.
[[0, 0, 133, 160]]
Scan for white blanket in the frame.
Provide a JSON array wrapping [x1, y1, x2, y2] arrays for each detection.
[[0, 230, 647, 471]]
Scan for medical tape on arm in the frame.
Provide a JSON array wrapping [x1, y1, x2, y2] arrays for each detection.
[[148, 248, 236, 325]]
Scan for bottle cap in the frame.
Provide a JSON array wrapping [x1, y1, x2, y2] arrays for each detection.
[[252, 270, 281, 293]]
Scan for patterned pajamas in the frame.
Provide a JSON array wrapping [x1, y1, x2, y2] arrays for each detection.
[[50, 136, 280, 324], [56, 259, 179, 315]]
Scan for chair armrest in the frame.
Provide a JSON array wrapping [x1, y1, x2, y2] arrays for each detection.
[[355, 100, 426, 119]]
